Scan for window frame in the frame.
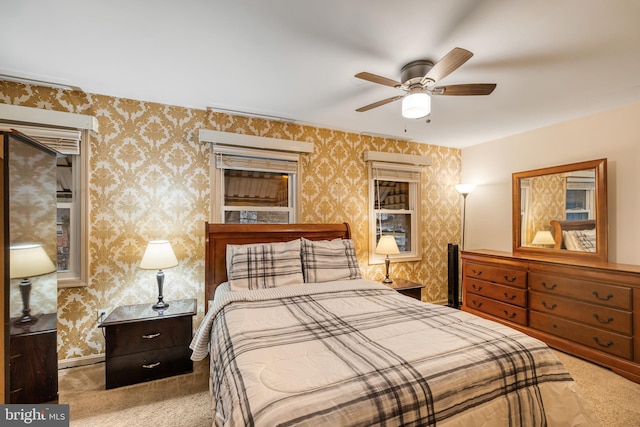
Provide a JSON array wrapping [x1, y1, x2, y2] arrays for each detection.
[[368, 161, 422, 264], [210, 145, 301, 223]]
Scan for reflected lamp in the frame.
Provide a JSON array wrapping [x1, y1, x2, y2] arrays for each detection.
[[10, 244, 57, 325], [376, 235, 400, 284], [140, 240, 179, 310], [532, 230, 556, 247]]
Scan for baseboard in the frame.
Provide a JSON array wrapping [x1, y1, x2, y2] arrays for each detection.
[[431, 298, 448, 305], [58, 354, 105, 370]]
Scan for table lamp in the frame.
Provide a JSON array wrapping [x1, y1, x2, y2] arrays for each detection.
[[140, 240, 178, 310], [532, 230, 556, 248], [10, 244, 57, 325], [376, 235, 400, 284]]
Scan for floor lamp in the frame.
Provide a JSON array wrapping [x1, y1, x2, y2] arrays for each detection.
[[455, 184, 476, 250]]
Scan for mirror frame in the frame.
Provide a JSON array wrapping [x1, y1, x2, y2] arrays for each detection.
[[512, 158, 608, 263]]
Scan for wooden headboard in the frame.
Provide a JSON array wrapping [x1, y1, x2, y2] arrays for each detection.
[[550, 219, 596, 249], [204, 222, 352, 308]]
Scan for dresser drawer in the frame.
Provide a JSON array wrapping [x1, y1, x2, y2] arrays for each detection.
[[465, 262, 527, 289], [105, 345, 193, 389], [106, 316, 192, 357], [465, 278, 527, 307], [529, 272, 632, 310], [465, 294, 527, 326], [530, 291, 632, 335], [530, 311, 633, 360]]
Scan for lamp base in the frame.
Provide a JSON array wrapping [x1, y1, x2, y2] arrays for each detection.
[[152, 300, 169, 310], [382, 277, 393, 284], [13, 314, 37, 326]]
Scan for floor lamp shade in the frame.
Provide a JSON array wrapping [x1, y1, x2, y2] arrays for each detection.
[[10, 244, 57, 324], [376, 235, 400, 284], [140, 240, 178, 310]]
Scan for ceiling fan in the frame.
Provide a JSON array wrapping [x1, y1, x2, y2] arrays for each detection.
[[355, 47, 496, 119]]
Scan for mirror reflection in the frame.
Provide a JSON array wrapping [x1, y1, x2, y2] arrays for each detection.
[[520, 168, 596, 251], [512, 158, 607, 263]]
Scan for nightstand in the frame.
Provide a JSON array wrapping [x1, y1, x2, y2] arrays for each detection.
[[9, 313, 58, 403], [385, 278, 424, 301], [99, 298, 196, 389]]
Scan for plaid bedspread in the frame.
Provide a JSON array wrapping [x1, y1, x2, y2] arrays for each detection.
[[191, 280, 598, 426]]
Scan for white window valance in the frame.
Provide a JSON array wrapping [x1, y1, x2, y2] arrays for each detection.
[[200, 129, 313, 153]]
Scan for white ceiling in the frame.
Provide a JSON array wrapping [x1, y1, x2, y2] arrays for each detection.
[[3, 0, 640, 148]]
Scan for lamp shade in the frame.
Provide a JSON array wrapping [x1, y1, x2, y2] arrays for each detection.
[[402, 92, 431, 119], [455, 183, 476, 195], [139, 240, 178, 270], [532, 230, 556, 246], [375, 235, 400, 255], [10, 244, 56, 279]]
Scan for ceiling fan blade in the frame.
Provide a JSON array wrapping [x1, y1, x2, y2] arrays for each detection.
[[355, 72, 402, 88], [432, 83, 497, 96], [421, 47, 474, 85], [356, 95, 404, 112]]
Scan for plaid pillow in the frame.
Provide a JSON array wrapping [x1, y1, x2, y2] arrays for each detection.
[[227, 240, 304, 291], [301, 237, 362, 283]]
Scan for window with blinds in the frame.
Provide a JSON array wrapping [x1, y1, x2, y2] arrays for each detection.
[[369, 160, 422, 263], [212, 147, 299, 224]]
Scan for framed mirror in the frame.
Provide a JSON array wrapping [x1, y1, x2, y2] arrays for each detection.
[[512, 158, 608, 263]]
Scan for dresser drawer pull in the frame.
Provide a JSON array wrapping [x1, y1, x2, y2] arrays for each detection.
[[471, 269, 482, 276], [10, 388, 23, 394], [471, 300, 483, 308], [9, 353, 22, 359], [472, 284, 483, 291], [593, 314, 614, 324], [541, 301, 557, 310], [541, 281, 557, 290], [503, 292, 516, 300], [142, 333, 161, 339], [503, 275, 517, 283], [592, 291, 613, 301], [142, 362, 161, 369], [593, 337, 613, 348], [503, 310, 516, 319]]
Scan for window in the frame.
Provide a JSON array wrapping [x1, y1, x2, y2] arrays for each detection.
[[368, 160, 422, 263], [0, 124, 89, 287], [565, 174, 595, 220], [211, 146, 300, 223]]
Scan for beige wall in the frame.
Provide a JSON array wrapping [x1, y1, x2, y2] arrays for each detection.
[[461, 102, 640, 265], [0, 81, 462, 362]]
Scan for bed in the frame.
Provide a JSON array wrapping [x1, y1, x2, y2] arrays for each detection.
[[550, 219, 597, 252], [191, 222, 598, 426]]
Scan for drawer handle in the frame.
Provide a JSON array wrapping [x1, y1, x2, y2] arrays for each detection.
[[503, 275, 517, 283], [593, 313, 614, 324], [503, 292, 516, 300], [472, 284, 483, 291], [9, 353, 22, 359], [503, 310, 516, 319], [471, 269, 483, 276], [542, 301, 557, 310], [10, 388, 23, 394], [593, 337, 613, 348], [472, 300, 483, 308], [592, 291, 613, 301], [142, 362, 161, 369], [142, 333, 161, 339], [541, 281, 557, 290]]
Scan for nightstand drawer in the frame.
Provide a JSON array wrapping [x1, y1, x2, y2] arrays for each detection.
[[105, 346, 193, 389], [106, 316, 192, 357]]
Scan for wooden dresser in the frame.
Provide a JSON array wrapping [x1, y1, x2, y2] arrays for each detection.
[[462, 250, 640, 383], [100, 299, 196, 389]]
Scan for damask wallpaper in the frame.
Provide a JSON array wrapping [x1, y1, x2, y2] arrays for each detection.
[[0, 81, 462, 362]]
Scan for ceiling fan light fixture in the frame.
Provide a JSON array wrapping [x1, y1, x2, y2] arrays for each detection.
[[402, 92, 431, 119]]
